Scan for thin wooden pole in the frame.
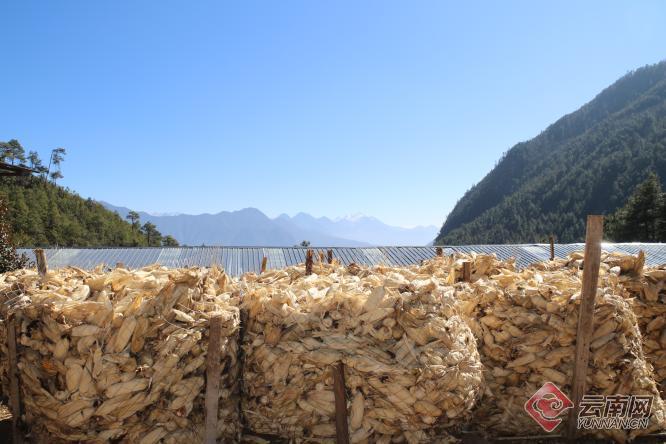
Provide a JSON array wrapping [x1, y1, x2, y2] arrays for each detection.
[[7, 316, 23, 444], [435, 247, 443, 257], [34, 248, 47, 277], [260, 256, 267, 274], [204, 315, 223, 444], [332, 362, 350, 444], [549, 235, 555, 261], [462, 261, 472, 282], [305, 249, 313, 275], [567, 215, 603, 439], [327, 249, 333, 264]]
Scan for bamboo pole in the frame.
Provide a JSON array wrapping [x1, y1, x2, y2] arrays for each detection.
[[34, 248, 47, 277], [332, 362, 350, 444], [261, 256, 267, 274], [462, 261, 472, 282], [549, 235, 555, 261], [305, 249, 313, 275], [204, 315, 224, 444], [566, 215, 603, 439]]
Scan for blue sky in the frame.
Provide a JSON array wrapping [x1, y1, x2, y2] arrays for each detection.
[[1, 1, 665, 228]]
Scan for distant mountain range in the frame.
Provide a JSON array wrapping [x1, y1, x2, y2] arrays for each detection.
[[436, 61, 666, 244], [101, 203, 438, 246]]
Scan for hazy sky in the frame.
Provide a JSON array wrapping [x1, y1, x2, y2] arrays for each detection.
[[1, 1, 665, 228]]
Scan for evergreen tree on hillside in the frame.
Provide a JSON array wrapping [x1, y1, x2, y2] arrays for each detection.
[[1, 139, 26, 165], [141, 222, 162, 246], [48, 147, 66, 183], [607, 173, 665, 242], [126, 211, 141, 231], [162, 235, 179, 247], [27, 151, 44, 173]]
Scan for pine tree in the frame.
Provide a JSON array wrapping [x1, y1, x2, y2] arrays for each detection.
[[126, 211, 141, 231], [141, 222, 162, 246], [607, 173, 663, 241], [1, 139, 27, 165], [657, 191, 666, 240], [162, 235, 179, 246]]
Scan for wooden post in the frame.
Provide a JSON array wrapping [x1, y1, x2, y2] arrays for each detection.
[[327, 249, 333, 264], [7, 316, 22, 444], [305, 249, 313, 275], [567, 215, 603, 439], [260, 256, 267, 274], [204, 315, 223, 444], [34, 248, 47, 277], [332, 362, 350, 444], [549, 235, 555, 261], [435, 247, 443, 257], [462, 261, 472, 282]]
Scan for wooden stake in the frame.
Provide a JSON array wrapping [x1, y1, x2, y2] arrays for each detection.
[[462, 261, 472, 282], [204, 315, 223, 444], [34, 248, 47, 277], [305, 249, 313, 275], [261, 256, 267, 274], [549, 235, 555, 261], [567, 215, 603, 439], [332, 362, 350, 444], [7, 316, 22, 444], [435, 247, 443, 257], [327, 249, 333, 264]]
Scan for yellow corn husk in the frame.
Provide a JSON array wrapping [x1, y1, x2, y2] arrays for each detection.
[[0, 265, 241, 443], [112, 315, 136, 353], [240, 258, 484, 442], [350, 390, 365, 430], [457, 251, 666, 442]]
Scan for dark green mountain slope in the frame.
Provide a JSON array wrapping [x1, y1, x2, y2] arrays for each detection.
[[436, 61, 666, 244], [1, 176, 154, 247]]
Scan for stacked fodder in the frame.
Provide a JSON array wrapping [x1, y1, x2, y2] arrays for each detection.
[[456, 263, 666, 442], [240, 261, 484, 443], [602, 252, 666, 397], [396, 253, 512, 286], [539, 250, 666, 397], [0, 265, 241, 443]]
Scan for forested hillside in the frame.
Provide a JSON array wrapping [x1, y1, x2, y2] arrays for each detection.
[[436, 61, 666, 244], [1, 177, 153, 247], [1, 140, 177, 247]]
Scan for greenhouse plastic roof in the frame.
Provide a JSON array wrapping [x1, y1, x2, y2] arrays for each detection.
[[15, 244, 666, 276]]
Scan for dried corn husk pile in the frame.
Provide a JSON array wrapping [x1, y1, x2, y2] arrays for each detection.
[[240, 260, 484, 443], [600, 252, 666, 396], [455, 260, 666, 442], [0, 265, 241, 443], [541, 250, 666, 397]]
